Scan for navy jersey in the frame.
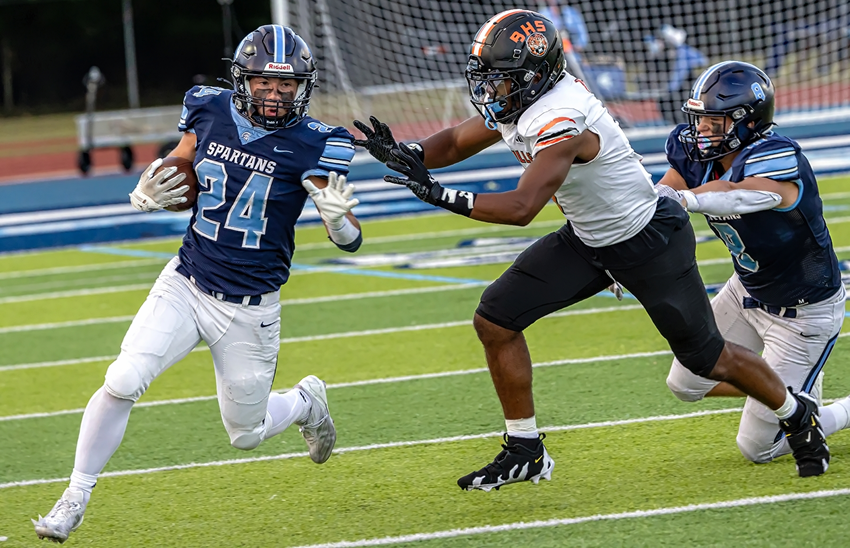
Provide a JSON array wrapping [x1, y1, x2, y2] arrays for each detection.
[[666, 124, 840, 307], [175, 86, 355, 296]]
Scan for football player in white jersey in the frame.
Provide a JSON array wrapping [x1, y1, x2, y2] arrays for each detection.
[[355, 10, 831, 491]]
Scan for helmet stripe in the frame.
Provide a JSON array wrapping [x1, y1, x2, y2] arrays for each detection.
[[692, 61, 736, 100], [471, 9, 528, 56], [273, 25, 284, 63]]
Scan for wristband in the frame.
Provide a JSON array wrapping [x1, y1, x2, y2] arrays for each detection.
[[434, 186, 477, 217], [327, 216, 360, 245], [403, 142, 425, 163]]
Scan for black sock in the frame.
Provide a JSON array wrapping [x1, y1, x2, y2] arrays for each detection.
[[507, 435, 540, 450]]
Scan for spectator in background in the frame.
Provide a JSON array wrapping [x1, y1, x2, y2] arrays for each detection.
[[765, 8, 850, 78], [645, 25, 708, 125], [538, 1, 589, 53]]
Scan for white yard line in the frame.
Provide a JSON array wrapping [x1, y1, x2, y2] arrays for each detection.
[[288, 489, 850, 548], [0, 407, 746, 489], [0, 316, 135, 335], [295, 219, 566, 250], [0, 304, 643, 373], [0, 258, 165, 280], [0, 284, 152, 305], [0, 343, 660, 422], [0, 284, 483, 334]]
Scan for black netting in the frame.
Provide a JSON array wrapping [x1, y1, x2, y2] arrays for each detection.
[[286, 0, 849, 136]]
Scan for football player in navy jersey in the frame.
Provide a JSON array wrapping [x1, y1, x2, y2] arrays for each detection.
[[33, 25, 360, 543], [655, 61, 850, 474]]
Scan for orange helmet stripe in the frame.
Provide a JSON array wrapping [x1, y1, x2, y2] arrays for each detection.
[[471, 9, 529, 57]]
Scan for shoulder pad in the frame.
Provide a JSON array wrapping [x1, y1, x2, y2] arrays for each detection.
[[737, 134, 801, 181]]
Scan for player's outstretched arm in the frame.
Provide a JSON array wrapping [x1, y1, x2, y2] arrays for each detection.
[[658, 175, 793, 216], [302, 172, 362, 253], [353, 115, 500, 170], [385, 132, 585, 226], [129, 132, 197, 212]]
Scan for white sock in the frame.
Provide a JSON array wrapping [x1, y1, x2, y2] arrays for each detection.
[[505, 416, 538, 439], [774, 390, 799, 420], [819, 398, 850, 436], [69, 387, 134, 500], [263, 389, 310, 439]]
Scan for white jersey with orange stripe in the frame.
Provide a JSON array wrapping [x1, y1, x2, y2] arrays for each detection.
[[497, 75, 658, 247]]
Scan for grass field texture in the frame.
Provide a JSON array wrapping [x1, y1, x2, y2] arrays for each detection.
[[3, 177, 850, 547]]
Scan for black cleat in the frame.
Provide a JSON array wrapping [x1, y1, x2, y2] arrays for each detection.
[[458, 433, 555, 491], [779, 391, 830, 478]]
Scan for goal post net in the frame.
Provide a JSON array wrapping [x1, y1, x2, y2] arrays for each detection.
[[285, 0, 849, 138]]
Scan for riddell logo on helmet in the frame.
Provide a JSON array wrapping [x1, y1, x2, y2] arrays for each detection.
[[687, 98, 705, 110], [265, 63, 293, 72]]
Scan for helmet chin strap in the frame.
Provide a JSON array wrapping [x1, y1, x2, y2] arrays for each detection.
[[484, 101, 506, 130]]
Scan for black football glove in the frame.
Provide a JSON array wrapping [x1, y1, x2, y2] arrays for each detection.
[[352, 116, 400, 164], [385, 146, 476, 217]]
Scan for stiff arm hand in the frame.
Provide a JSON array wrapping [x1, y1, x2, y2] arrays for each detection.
[[302, 171, 359, 229], [353, 116, 401, 164], [129, 158, 189, 212]]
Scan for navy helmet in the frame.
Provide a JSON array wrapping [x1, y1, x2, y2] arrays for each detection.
[[466, 10, 565, 128], [231, 25, 317, 129], [679, 61, 775, 162]]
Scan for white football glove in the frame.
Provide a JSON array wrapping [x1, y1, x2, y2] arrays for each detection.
[[302, 171, 359, 229], [655, 183, 686, 206], [130, 158, 189, 212]]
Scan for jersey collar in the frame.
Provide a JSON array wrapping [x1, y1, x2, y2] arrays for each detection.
[[230, 101, 278, 145]]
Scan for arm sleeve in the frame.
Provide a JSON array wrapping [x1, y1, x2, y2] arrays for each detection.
[[301, 127, 357, 181], [521, 108, 588, 159], [682, 188, 782, 216]]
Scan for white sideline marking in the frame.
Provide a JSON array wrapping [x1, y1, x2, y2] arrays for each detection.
[[0, 259, 164, 280], [0, 284, 152, 305], [0, 284, 484, 335], [295, 219, 566, 250], [289, 489, 850, 548], [278, 283, 485, 305], [0, 344, 664, 422], [0, 316, 135, 335], [0, 407, 746, 489], [0, 304, 643, 372]]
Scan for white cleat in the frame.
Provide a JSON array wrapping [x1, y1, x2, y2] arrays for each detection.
[[32, 488, 87, 543], [295, 375, 337, 464]]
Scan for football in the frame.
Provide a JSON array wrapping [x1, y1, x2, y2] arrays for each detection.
[[157, 156, 199, 212]]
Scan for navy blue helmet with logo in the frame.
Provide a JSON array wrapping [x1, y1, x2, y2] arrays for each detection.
[[466, 10, 565, 128], [231, 25, 317, 129], [679, 61, 775, 162]]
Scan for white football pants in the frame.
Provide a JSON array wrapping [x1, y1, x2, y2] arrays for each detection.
[[103, 257, 282, 449], [667, 274, 846, 463]]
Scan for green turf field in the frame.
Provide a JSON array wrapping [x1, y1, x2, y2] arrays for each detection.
[[3, 177, 850, 547]]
